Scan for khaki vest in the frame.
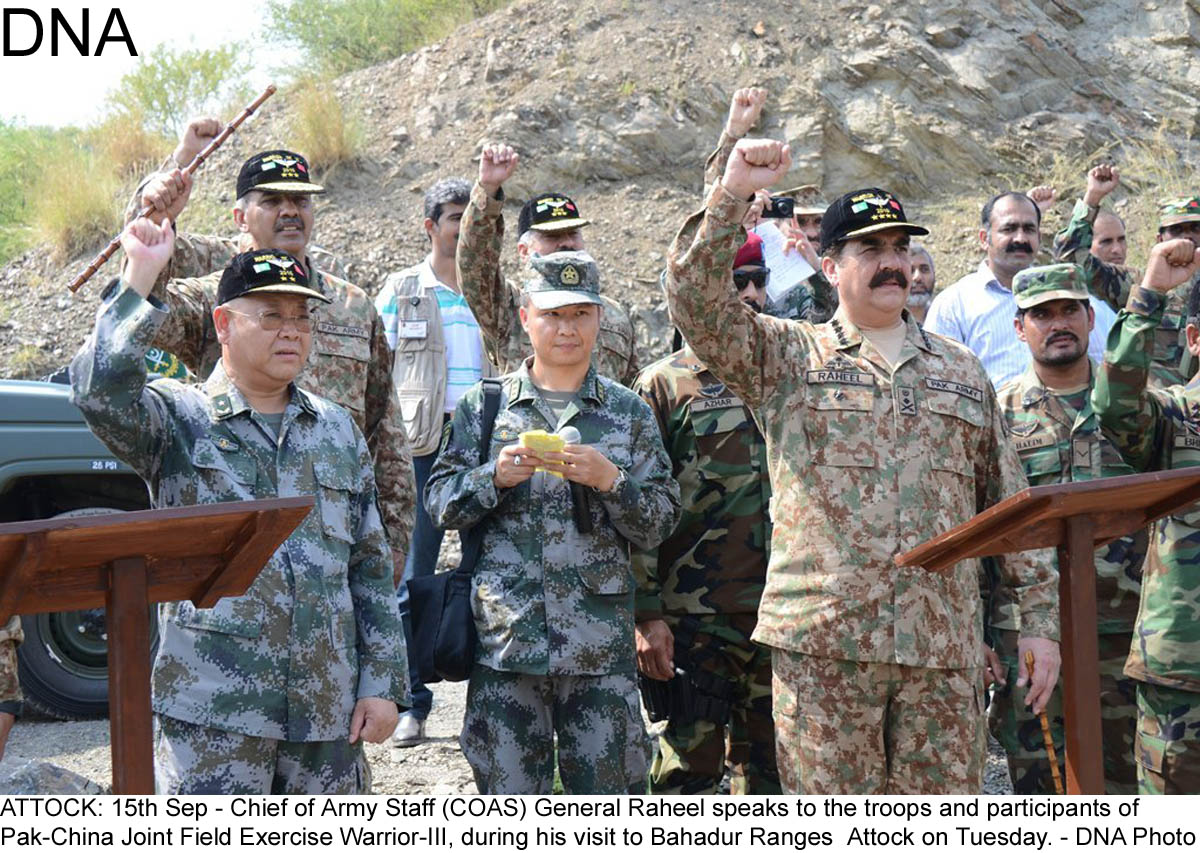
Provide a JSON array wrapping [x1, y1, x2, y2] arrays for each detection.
[[385, 269, 494, 455]]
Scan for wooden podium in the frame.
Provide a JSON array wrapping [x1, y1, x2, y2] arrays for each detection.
[[0, 498, 313, 794], [897, 467, 1200, 794]]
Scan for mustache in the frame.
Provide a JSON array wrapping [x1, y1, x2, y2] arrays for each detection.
[[275, 217, 304, 231], [1006, 242, 1033, 254], [1046, 331, 1079, 345], [868, 269, 908, 289]]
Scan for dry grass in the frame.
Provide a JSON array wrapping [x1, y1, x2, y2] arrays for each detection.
[[31, 141, 122, 262], [7, 344, 51, 379], [90, 110, 173, 179], [917, 123, 1199, 291], [288, 77, 365, 174]]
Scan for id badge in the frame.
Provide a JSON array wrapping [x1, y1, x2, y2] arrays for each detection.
[[399, 320, 428, 339]]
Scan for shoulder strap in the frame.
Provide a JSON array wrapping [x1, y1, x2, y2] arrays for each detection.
[[457, 378, 505, 576]]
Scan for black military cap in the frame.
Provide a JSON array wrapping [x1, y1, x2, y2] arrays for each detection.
[[216, 250, 332, 306], [819, 187, 928, 254], [516, 192, 591, 243], [236, 150, 325, 199]]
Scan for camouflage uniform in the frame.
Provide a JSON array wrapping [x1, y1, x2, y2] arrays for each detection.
[[70, 283, 409, 793], [632, 346, 778, 794], [665, 185, 1059, 794], [704, 132, 836, 324], [0, 616, 22, 716], [425, 361, 680, 793], [123, 173, 414, 567], [993, 361, 1144, 794], [1052, 199, 1191, 387], [1093, 283, 1200, 794], [456, 182, 640, 385]]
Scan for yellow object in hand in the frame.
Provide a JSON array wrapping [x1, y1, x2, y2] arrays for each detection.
[[520, 430, 567, 477]]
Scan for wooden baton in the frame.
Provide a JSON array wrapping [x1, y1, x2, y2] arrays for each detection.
[[1024, 649, 1066, 795], [67, 84, 278, 293]]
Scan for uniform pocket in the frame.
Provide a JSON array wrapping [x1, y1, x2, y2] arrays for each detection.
[[576, 557, 634, 595], [191, 438, 257, 496], [313, 329, 370, 413], [174, 595, 263, 638], [690, 404, 757, 479], [804, 386, 877, 467], [315, 462, 356, 544]]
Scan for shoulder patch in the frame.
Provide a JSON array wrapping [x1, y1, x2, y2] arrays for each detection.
[[926, 377, 984, 403], [1008, 419, 1039, 437], [698, 382, 727, 398]]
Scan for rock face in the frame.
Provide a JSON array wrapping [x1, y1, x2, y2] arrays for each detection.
[[3, 0, 1198, 375], [0, 761, 108, 795]]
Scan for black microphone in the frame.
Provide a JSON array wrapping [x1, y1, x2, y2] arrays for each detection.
[[559, 426, 593, 534]]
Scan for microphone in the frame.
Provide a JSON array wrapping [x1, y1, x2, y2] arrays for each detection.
[[557, 426, 593, 534]]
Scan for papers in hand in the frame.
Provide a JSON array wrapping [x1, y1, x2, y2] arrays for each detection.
[[752, 222, 816, 302]]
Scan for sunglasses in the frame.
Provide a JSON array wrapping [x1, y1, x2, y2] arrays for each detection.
[[733, 269, 769, 291]]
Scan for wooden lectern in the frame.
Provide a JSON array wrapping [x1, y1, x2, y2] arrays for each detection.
[[897, 467, 1200, 794], [0, 498, 313, 794]]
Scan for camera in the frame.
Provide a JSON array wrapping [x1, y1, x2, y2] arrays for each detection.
[[761, 196, 795, 219]]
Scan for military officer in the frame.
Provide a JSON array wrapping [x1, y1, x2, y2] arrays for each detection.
[[991, 263, 1145, 794], [665, 137, 1061, 794], [1054, 164, 1200, 387], [127, 122, 414, 586], [426, 251, 679, 794], [455, 144, 640, 385], [0, 616, 21, 761], [633, 231, 778, 794], [71, 218, 408, 793], [1092, 237, 1200, 794]]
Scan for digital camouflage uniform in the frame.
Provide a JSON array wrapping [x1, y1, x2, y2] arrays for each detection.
[[425, 359, 680, 794], [70, 284, 410, 793], [665, 185, 1059, 794], [122, 173, 415, 570], [632, 346, 778, 794], [1053, 198, 1192, 387], [1093, 283, 1200, 794], [0, 616, 22, 718], [456, 182, 639, 385], [994, 352, 1144, 793], [704, 131, 836, 324]]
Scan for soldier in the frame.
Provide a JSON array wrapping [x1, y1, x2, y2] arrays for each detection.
[[426, 252, 679, 794], [455, 146, 639, 385], [991, 263, 1145, 794], [633, 232, 778, 794], [127, 122, 415, 587], [665, 138, 1060, 794], [0, 617, 21, 761], [925, 190, 1115, 389], [71, 219, 408, 793], [702, 88, 835, 323], [1093, 237, 1200, 794], [907, 244, 936, 324], [1053, 164, 1196, 387], [374, 177, 490, 747]]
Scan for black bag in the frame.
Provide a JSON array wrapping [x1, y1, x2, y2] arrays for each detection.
[[406, 378, 502, 684]]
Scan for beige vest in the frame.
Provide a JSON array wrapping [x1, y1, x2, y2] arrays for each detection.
[[385, 269, 494, 456]]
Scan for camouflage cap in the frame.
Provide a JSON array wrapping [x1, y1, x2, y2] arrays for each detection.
[[1012, 263, 1089, 310], [776, 184, 829, 215], [523, 250, 603, 310], [1157, 195, 1200, 229]]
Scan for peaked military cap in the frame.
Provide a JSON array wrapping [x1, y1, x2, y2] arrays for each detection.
[[217, 250, 331, 305], [522, 250, 603, 310], [517, 192, 591, 242], [1012, 263, 1090, 310], [237, 150, 325, 199], [819, 187, 928, 254], [1158, 195, 1200, 229]]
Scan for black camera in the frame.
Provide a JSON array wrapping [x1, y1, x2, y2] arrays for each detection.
[[761, 195, 795, 219]]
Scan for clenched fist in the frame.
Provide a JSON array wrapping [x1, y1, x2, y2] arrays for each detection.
[[721, 138, 791, 201], [1142, 238, 1200, 294], [725, 87, 767, 138], [478, 143, 519, 196], [1084, 163, 1120, 207]]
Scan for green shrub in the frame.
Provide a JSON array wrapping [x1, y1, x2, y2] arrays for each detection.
[[288, 77, 364, 172]]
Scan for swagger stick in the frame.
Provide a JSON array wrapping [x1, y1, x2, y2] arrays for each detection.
[[1024, 650, 1066, 794], [67, 84, 278, 293]]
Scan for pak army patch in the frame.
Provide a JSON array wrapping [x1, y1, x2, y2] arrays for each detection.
[[925, 378, 984, 402]]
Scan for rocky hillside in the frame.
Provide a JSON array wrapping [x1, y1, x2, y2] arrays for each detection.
[[3, 0, 1199, 377]]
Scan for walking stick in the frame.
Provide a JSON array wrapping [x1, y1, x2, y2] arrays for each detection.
[[67, 84, 278, 293], [1024, 650, 1066, 794]]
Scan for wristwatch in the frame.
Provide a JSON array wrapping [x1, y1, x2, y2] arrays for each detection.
[[604, 468, 627, 494]]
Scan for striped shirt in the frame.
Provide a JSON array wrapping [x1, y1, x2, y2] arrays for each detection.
[[375, 256, 484, 412], [924, 260, 1116, 389]]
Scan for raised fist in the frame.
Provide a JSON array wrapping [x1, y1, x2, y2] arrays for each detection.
[[478, 143, 519, 195], [721, 138, 791, 201], [725, 87, 767, 138], [1027, 185, 1057, 214], [173, 117, 223, 168], [1084, 163, 1120, 207], [1142, 238, 1200, 294], [140, 168, 193, 225], [120, 217, 175, 296]]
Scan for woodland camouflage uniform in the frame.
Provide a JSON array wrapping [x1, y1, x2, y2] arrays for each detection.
[[632, 345, 778, 794], [665, 184, 1059, 794], [1093, 281, 1200, 794]]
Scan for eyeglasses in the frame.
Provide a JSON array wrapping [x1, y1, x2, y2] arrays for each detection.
[[224, 307, 316, 332], [733, 269, 769, 291]]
